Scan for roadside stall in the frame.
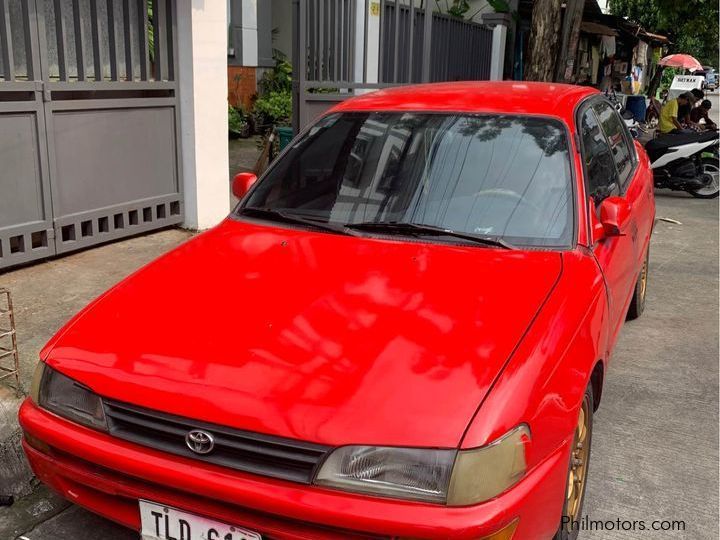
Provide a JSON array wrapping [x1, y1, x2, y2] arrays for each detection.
[[571, 17, 667, 97]]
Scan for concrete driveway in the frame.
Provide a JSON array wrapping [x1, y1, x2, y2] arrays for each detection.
[[0, 193, 717, 539]]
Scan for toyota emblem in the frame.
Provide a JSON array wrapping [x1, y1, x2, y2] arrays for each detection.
[[185, 429, 215, 455]]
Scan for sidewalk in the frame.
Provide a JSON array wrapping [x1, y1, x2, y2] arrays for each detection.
[[0, 135, 263, 506], [0, 229, 193, 504]]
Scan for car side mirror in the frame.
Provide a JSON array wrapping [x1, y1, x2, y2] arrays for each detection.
[[595, 196, 631, 240], [232, 172, 258, 199]]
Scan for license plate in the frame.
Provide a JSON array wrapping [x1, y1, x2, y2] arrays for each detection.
[[139, 500, 262, 540]]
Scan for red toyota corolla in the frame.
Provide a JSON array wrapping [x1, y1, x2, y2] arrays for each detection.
[[20, 82, 654, 540]]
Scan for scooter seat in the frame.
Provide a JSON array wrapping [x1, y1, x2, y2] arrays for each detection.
[[645, 131, 718, 162], [647, 131, 718, 151]]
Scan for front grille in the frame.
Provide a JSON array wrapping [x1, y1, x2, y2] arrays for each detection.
[[103, 400, 331, 484], [37, 445, 390, 540]]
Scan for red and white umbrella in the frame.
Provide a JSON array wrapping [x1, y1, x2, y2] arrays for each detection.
[[658, 54, 703, 72]]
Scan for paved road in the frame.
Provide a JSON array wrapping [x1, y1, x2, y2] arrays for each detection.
[[705, 89, 719, 126], [583, 190, 719, 539], [0, 193, 717, 540]]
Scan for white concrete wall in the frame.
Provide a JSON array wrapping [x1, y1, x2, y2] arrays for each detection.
[[363, 1, 380, 84], [271, 0, 293, 61], [466, 0, 493, 22], [353, 1, 365, 83], [177, 0, 231, 230], [490, 23, 507, 80], [241, 0, 259, 66]]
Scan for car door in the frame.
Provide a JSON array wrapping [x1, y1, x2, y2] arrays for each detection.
[[578, 101, 639, 340], [595, 100, 655, 269]]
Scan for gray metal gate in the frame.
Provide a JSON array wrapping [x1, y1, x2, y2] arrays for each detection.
[[0, 0, 182, 270], [293, 0, 493, 132]]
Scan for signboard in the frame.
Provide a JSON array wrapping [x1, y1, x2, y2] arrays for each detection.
[[668, 75, 704, 99]]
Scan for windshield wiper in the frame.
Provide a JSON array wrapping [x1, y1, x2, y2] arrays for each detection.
[[345, 221, 514, 249], [239, 207, 357, 236]]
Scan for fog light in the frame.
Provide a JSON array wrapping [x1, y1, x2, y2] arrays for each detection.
[[24, 431, 51, 455], [477, 519, 519, 540], [397, 519, 518, 540]]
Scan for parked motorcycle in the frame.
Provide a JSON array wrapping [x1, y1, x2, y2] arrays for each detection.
[[602, 90, 718, 198], [645, 130, 720, 198], [621, 108, 644, 139]]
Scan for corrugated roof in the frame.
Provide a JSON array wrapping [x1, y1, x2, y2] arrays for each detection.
[[639, 30, 669, 43], [580, 21, 618, 36]]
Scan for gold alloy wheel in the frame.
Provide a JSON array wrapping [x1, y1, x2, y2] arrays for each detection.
[[639, 257, 648, 303], [566, 398, 590, 521]]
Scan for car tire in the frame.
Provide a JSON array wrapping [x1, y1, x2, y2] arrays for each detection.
[[626, 249, 649, 320], [553, 383, 594, 540]]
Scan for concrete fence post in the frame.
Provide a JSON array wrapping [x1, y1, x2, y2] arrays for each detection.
[[176, 0, 231, 230], [482, 12, 512, 81]]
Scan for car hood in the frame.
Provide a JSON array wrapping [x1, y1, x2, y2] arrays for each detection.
[[45, 218, 562, 448]]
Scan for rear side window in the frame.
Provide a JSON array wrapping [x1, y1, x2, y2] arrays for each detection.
[[593, 101, 633, 188], [579, 107, 619, 203]]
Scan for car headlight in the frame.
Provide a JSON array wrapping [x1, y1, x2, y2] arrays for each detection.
[[315, 446, 456, 503], [314, 425, 530, 505], [32, 362, 107, 431]]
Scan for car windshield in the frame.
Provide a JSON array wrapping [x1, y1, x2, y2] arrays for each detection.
[[239, 112, 574, 248]]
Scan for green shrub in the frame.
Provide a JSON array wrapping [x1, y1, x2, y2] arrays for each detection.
[[253, 91, 292, 127], [660, 67, 679, 95], [228, 104, 248, 136], [259, 54, 292, 95], [253, 53, 293, 127]]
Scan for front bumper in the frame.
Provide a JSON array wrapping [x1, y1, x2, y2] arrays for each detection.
[[19, 399, 568, 539]]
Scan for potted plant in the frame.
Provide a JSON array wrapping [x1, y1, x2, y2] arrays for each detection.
[[253, 53, 294, 150], [228, 104, 250, 139], [481, 0, 513, 27]]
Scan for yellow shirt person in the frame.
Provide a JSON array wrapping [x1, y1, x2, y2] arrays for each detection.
[[659, 94, 691, 134], [659, 99, 678, 133]]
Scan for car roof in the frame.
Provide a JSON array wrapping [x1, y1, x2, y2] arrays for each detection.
[[331, 81, 600, 122]]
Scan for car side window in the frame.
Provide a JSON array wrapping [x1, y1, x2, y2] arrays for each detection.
[[593, 101, 634, 188], [579, 107, 619, 204]]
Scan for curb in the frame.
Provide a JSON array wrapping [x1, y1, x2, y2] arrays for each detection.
[[0, 387, 33, 500]]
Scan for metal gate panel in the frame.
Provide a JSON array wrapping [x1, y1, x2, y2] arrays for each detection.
[[294, 0, 493, 132], [0, 0, 182, 271], [0, 0, 55, 268], [429, 13, 492, 83], [0, 86, 55, 267], [47, 101, 180, 254]]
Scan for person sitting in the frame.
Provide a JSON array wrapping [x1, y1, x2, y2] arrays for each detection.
[[689, 99, 717, 130], [678, 88, 704, 127], [659, 93, 693, 134]]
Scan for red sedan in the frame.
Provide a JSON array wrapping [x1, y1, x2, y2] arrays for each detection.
[[20, 82, 654, 540]]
